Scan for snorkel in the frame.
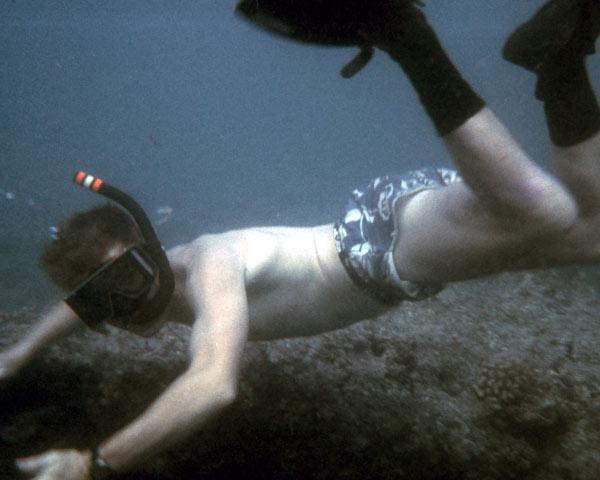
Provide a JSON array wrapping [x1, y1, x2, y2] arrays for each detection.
[[65, 171, 175, 334]]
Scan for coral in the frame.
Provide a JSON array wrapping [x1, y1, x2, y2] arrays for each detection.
[[474, 360, 580, 440]]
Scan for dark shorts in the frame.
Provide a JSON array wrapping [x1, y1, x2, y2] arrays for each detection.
[[333, 168, 460, 305]]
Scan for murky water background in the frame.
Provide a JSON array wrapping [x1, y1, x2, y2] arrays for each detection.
[[1, 0, 599, 310]]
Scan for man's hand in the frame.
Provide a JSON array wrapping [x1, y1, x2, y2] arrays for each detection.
[[16, 449, 92, 480]]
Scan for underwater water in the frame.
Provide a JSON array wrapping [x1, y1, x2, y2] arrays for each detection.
[[1, 0, 599, 311]]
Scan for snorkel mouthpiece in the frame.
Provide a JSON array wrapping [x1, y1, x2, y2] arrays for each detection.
[[67, 171, 175, 334]]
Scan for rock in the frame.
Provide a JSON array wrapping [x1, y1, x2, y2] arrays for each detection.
[[1, 268, 600, 479]]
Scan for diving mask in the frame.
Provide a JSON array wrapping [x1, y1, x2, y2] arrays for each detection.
[[64, 171, 174, 335]]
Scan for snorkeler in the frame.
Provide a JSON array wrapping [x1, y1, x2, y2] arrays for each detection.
[[3, 0, 600, 478]]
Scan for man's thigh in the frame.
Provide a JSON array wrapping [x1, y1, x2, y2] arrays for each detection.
[[392, 181, 542, 284]]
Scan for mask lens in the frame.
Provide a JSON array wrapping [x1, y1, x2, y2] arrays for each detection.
[[110, 255, 154, 297], [108, 249, 155, 296], [65, 247, 157, 328], [65, 281, 114, 327]]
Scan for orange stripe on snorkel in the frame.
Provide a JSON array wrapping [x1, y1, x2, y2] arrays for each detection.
[[73, 171, 104, 191], [92, 178, 103, 191], [74, 171, 87, 185]]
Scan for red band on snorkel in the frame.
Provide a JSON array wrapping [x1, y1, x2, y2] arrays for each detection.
[[74, 171, 104, 192]]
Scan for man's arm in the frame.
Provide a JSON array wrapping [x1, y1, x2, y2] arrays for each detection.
[[0, 302, 83, 380], [17, 240, 249, 479]]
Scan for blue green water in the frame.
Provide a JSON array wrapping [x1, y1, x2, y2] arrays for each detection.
[[1, 0, 599, 311]]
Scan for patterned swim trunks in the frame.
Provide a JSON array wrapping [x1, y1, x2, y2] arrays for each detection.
[[333, 167, 461, 305]]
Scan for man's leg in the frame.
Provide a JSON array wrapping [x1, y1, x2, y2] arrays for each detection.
[[504, 0, 600, 216], [368, 5, 578, 282]]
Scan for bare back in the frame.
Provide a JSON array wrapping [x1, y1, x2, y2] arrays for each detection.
[[166, 225, 388, 341], [240, 225, 388, 339]]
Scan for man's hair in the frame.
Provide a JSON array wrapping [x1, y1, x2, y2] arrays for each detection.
[[40, 203, 143, 291]]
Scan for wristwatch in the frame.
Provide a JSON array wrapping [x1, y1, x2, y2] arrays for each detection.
[[89, 448, 117, 480]]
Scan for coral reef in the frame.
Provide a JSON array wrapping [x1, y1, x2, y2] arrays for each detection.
[[1, 268, 600, 479]]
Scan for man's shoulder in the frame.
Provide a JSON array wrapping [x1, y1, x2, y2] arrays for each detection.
[[167, 226, 331, 283], [190, 226, 313, 255], [168, 230, 247, 256], [163, 232, 246, 282]]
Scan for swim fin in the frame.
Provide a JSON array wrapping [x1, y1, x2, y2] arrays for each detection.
[[236, 0, 425, 78]]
